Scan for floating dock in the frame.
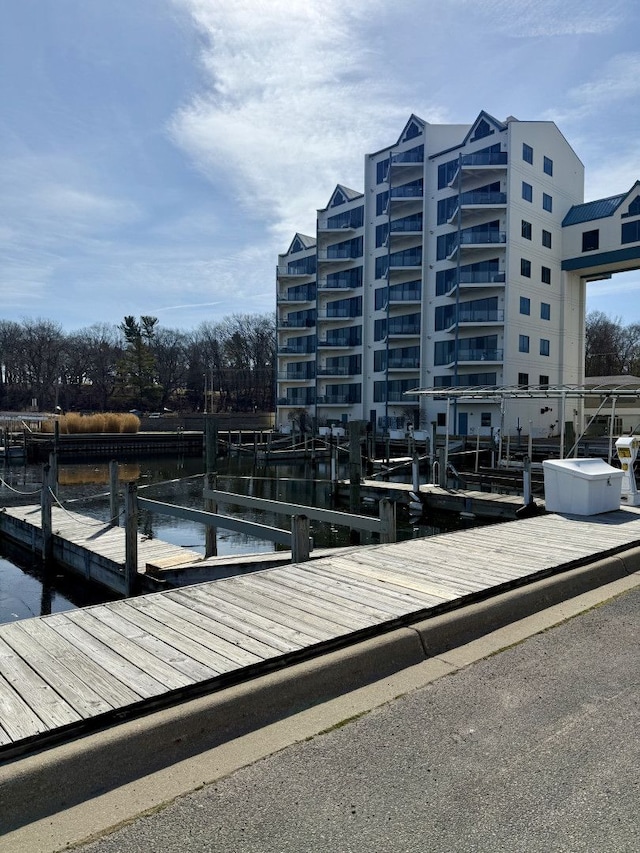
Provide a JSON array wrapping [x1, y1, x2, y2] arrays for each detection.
[[1, 507, 640, 759]]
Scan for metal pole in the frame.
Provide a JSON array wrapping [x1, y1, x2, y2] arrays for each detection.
[[523, 455, 532, 505], [608, 397, 617, 465], [560, 391, 566, 459]]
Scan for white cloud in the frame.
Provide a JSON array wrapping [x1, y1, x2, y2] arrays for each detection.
[[448, 0, 623, 37], [169, 0, 439, 242], [545, 52, 640, 126]]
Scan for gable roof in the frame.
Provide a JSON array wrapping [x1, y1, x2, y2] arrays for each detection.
[[460, 110, 506, 146], [321, 184, 363, 210], [287, 233, 316, 254], [563, 181, 640, 227], [396, 114, 426, 145]]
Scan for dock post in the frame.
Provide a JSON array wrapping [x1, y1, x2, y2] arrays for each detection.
[[3, 427, 8, 462], [349, 421, 363, 514], [204, 472, 218, 557], [330, 435, 338, 499], [109, 460, 119, 526], [204, 415, 217, 473], [41, 464, 53, 562], [124, 482, 138, 596], [437, 447, 447, 488], [379, 498, 396, 544], [475, 431, 481, 473], [48, 448, 58, 498], [412, 452, 420, 492], [523, 455, 532, 505], [291, 514, 310, 563]]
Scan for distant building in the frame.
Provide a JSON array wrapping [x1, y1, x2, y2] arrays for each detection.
[[276, 110, 640, 438]]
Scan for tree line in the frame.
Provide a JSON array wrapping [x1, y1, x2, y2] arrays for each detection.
[[0, 313, 276, 413], [585, 311, 640, 378]]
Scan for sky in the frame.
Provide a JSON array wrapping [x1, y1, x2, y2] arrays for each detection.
[[1, 0, 639, 333]]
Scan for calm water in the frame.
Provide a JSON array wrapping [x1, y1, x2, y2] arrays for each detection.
[[0, 453, 486, 624]]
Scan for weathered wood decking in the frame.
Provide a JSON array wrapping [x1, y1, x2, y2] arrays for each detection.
[[0, 505, 202, 594], [2, 507, 640, 758]]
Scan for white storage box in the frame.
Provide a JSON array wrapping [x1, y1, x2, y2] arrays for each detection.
[[542, 458, 623, 515]]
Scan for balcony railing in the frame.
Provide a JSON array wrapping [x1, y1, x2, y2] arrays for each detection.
[[316, 309, 362, 320], [278, 345, 316, 355], [277, 290, 316, 303], [447, 231, 506, 259], [387, 359, 421, 369], [317, 337, 361, 348], [318, 248, 361, 261], [317, 277, 362, 290], [461, 152, 508, 168], [316, 394, 361, 405], [277, 396, 315, 406], [457, 348, 504, 362], [277, 372, 315, 381], [388, 324, 421, 337], [455, 309, 504, 325], [390, 184, 423, 199], [277, 265, 315, 277], [391, 151, 424, 165], [317, 366, 355, 376], [278, 318, 316, 329]]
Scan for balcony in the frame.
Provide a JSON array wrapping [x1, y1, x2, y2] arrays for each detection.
[[446, 309, 504, 331], [317, 248, 361, 262], [442, 271, 505, 296], [317, 365, 356, 377], [387, 358, 421, 371], [278, 318, 315, 330], [446, 230, 506, 261], [317, 336, 361, 349], [277, 289, 316, 303], [447, 191, 507, 224], [277, 396, 315, 407], [277, 265, 315, 278], [277, 344, 316, 356], [277, 372, 315, 382], [316, 308, 362, 320], [316, 394, 361, 406], [456, 348, 504, 364], [449, 152, 508, 187], [317, 216, 360, 233], [317, 277, 362, 291], [387, 325, 421, 339]]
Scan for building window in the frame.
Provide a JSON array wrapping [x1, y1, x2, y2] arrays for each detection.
[[521, 258, 531, 277], [376, 160, 388, 184], [542, 229, 552, 249], [522, 220, 532, 240], [376, 191, 389, 216], [540, 338, 550, 356], [541, 266, 551, 285], [481, 412, 492, 427], [520, 296, 531, 315], [542, 193, 553, 212], [543, 156, 553, 176], [518, 372, 529, 388], [539, 374, 549, 388], [519, 335, 530, 353], [541, 302, 551, 320], [522, 143, 533, 164], [437, 412, 446, 427], [582, 229, 600, 251], [522, 182, 533, 202], [621, 221, 640, 245]]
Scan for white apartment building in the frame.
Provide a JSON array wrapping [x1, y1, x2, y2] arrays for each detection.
[[276, 110, 640, 438]]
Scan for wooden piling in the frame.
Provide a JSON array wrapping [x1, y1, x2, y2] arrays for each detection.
[[291, 514, 310, 563], [204, 471, 218, 557], [41, 464, 53, 562], [124, 482, 138, 596], [109, 460, 119, 526]]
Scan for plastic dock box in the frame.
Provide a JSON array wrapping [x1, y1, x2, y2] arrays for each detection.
[[542, 458, 623, 515]]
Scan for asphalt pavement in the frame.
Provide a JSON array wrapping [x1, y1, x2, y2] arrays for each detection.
[[69, 583, 640, 853]]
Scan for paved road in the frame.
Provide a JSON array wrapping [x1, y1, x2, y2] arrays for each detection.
[[78, 586, 640, 853]]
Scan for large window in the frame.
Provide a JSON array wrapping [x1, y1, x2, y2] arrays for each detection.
[[541, 266, 551, 285], [521, 258, 532, 277], [522, 220, 532, 240], [518, 372, 529, 387], [621, 221, 640, 244], [540, 338, 550, 357], [541, 302, 551, 320], [519, 335, 530, 353], [543, 156, 553, 176], [542, 193, 553, 213], [582, 229, 600, 251], [542, 229, 552, 249], [522, 143, 533, 164], [522, 182, 533, 202], [376, 160, 388, 184], [376, 191, 389, 216], [520, 296, 531, 315]]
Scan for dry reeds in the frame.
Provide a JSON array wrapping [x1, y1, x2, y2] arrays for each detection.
[[40, 413, 141, 434]]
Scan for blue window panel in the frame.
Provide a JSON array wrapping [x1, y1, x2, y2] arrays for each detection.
[[521, 258, 532, 277], [519, 335, 530, 353], [541, 302, 551, 320], [520, 297, 531, 315], [543, 193, 553, 212], [621, 220, 640, 244], [542, 229, 552, 249], [522, 143, 533, 164], [543, 156, 553, 176], [540, 338, 550, 356], [376, 160, 388, 184], [522, 182, 533, 203], [541, 266, 551, 285]]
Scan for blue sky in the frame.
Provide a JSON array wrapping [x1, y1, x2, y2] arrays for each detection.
[[1, 0, 639, 332]]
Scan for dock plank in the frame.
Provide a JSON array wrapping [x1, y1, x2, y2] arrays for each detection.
[[4, 506, 640, 755]]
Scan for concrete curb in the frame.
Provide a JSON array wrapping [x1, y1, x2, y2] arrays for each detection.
[[3, 548, 640, 833]]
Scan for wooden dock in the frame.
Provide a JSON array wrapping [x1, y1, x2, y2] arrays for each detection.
[[2, 507, 640, 758], [0, 505, 202, 595]]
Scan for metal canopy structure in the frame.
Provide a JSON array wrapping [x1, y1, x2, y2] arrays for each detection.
[[405, 383, 640, 462]]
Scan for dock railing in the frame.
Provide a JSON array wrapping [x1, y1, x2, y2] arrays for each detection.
[[202, 486, 396, 546]]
